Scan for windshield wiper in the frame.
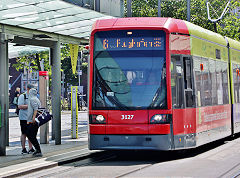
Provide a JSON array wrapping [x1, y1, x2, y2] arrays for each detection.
[[96, 71, 130, 111], [149, 81, 167, 109]]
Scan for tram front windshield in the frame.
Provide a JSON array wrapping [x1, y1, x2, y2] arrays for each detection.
[[93, 30, 167, 110]]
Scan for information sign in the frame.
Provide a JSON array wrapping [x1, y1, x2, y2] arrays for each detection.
[[71, 86, 78, 139]]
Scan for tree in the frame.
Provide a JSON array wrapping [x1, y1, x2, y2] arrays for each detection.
[[125, 0, 240, 40], [13, 50, 50, 72], [12, 44, 88, 94]]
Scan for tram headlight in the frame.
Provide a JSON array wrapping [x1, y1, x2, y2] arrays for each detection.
[[90, 114, 106, 124], [150, 114, 170, 124]]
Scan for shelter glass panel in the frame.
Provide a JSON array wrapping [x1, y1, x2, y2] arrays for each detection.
[[40, 20, 92, 32], [0, 5, 47, 21], [0, 0, 113, 39], [36, 0, 73, 10]]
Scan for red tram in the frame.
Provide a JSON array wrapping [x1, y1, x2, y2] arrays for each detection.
[[88, 17, 240, 150]]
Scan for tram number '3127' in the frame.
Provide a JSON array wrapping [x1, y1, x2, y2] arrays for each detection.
[[121, 115, 134, 120]]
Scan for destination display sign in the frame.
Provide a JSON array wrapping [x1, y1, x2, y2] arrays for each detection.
[[94, 30, 165, 51], [102, 37, 164, 50]]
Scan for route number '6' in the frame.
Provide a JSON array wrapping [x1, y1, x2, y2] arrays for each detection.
[[121, 115, 134, 120]]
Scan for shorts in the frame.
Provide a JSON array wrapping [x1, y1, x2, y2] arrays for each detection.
[[20, 120, 28, 135]]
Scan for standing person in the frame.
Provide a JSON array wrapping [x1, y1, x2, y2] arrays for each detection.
[[26, 88, 42, 157], [18, 84, 35, 154], [13, 87, 20, 112]]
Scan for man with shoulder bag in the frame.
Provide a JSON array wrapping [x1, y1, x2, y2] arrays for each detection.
[[26, 88, 42, 157], [17, 84, 34, 154]]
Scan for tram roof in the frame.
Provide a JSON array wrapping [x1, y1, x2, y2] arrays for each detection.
[[0, 0, 113, 45], [92, 17, 227, 47], [91, 17, 189, 35], [184, 21, 227, 47]]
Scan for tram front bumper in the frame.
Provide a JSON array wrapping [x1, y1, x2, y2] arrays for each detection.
[[89, 134, 173, 151]]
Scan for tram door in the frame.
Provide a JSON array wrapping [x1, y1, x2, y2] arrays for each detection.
[[171, 55, 184, 109], [171, 55, 196, 148], [171, 55, 195, 108]]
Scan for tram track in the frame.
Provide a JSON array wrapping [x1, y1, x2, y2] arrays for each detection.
[[60, 150, 117, 167], [217, 162, 240, 178], [22, 151, 118, 178], [19, 134, 240, 178], [115, 163, 154, 178]]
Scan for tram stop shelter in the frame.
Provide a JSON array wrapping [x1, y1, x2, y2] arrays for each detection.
[[0, 0, 112, 156]]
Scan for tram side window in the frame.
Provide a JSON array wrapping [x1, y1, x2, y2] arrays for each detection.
[[209, 59, 217, 105], [216, 61, 224, 105], [171, 55, 184, 108], [203, 58, 212, 106], [199, 58, 212, 106], [195, 71, 201, 107], [193, 57, 211, 107], [193, 56, 201, 107], [233, 64, 240, 103], [222, 62, 229, 104], [203, 72, 212, 106], [184, 58, 193, 89]]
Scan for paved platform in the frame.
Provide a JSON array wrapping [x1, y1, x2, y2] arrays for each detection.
[[0, 110, 90, 177]]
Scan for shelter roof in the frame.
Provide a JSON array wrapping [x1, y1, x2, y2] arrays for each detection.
[[0, 0, 113, 44]]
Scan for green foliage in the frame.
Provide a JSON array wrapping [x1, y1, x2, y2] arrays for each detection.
[[131, 0, 158, 17], [12, 52, 48, 72], [60, 45, 89, 87], [124, 0, 240, 40], [61, 98, 69, 110], [82, 62, 88, 74], [62, 56, 78, 86]]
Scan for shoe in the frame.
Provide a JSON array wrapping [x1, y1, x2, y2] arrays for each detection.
[[32, 150, 43, 157], [28, 148, 35, 154], [21, 148, 28, 155]]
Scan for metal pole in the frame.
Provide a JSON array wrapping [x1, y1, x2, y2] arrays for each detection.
[[77, 52, 82, 110], [127, 0, 132, 17], [5, 40, 9, 146], [94, 0, 100, 12], [51, 41, 61, 145], [0, 33, 7, 156], [158, 0, 162, 17], [187, 0, 191, 22], [78, 61, 81, 94], [50, 49, 55, 140], [78, 55, 80, 108]]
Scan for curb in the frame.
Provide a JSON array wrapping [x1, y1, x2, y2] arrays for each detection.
[[0, 146, 94, 178]]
